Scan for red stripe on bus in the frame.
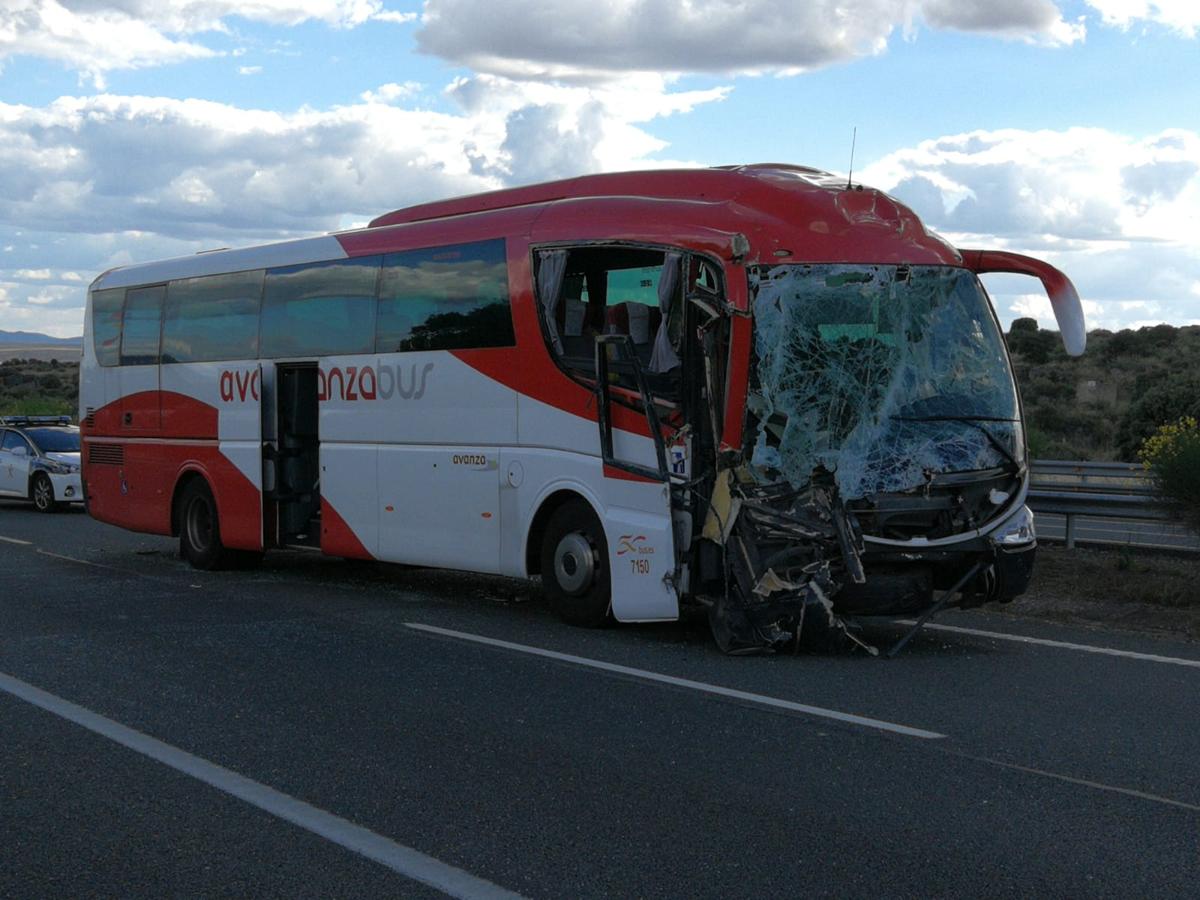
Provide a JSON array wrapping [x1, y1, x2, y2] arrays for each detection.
[[321, 497, 374, 560], [602, 464, 661, 484]]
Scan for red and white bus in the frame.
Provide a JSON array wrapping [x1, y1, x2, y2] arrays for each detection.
[[81, 164, 1085, 652]]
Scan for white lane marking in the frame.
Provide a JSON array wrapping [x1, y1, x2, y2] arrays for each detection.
[[0, 535, 33, 546], [405, 623, 946, 740], [0, 670, 524, 900], [899, 620, 1200, 670], [36, 549, 121, 569], [980, 756, 1200, 813]]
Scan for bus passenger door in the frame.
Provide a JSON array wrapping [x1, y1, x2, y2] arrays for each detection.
[[270, 363, 323, 550]]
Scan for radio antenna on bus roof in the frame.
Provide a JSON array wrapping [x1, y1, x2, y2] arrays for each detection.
[[846, 126, 857, 190]]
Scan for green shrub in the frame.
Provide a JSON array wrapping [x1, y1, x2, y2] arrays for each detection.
[[1119, 374, 1200, 459], [0, 394, 75, 418], [1139, 417, 1200, 535]]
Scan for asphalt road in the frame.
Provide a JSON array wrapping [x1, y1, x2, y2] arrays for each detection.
[[2, 501, 1198, 898]]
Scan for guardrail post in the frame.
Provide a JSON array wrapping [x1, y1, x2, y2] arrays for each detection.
[[1065, 513, 1076, 550]]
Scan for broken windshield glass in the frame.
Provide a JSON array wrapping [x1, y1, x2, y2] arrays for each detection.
[[747, 265, 1021, 499]]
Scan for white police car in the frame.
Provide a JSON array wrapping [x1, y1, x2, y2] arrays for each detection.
[[0, 416, 83, 512]]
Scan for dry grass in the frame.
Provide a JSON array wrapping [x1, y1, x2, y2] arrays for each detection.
[[999, 544, 1200, 640]]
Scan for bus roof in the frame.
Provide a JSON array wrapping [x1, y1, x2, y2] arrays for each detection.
[[369, 164, 842, 227], [92, 163, 961, 291], [365, 163, 960, 267]]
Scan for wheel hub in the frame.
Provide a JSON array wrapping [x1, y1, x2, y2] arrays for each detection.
[[186, 499, 211, 551], [554, 532, 595, 595]]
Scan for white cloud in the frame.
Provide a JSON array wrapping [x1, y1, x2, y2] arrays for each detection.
[[0, 1, 403, 85], [238, 65, 263, 75], [372, 9, 417, 24], [922, 0, 1085, 43], [860, 126, 1200, 329], [1086, 1, 1200, 36], [5, 0, 1189, 90], [862, 127, 1200, 243], [0, 76, 725, 336], [415, 0, 1087, 82], [359, 81, 423, 103], [0, 76, 726, 239]]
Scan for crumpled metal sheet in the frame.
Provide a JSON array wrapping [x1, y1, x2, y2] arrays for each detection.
[[747, 264, 1020, 500], [705, 471, 876, 655]]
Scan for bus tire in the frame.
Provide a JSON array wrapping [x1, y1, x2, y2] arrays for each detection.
[[179, 479, 230, 570], [541, 499, 611, 627], [31, 473, 59, 513]]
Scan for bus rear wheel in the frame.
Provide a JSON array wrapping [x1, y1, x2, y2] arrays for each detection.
[[179, 480, 230, 570], [541, 499, 611, 627]]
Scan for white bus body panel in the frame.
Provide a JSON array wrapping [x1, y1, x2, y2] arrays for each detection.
[[516, 394, 679, 622]]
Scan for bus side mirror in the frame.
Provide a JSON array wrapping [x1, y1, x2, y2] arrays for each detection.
[[959, 249, 1086, 356]]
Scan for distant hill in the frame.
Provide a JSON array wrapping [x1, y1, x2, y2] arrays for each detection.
[[0, 330, 81, 347]]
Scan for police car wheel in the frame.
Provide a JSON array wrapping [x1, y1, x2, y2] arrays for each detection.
[[31, 474, 58, 513]]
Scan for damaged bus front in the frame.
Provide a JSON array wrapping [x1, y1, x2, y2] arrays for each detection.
[[703, 256, 1082, 653]]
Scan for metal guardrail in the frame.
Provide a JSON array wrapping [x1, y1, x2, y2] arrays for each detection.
[[1027, 458, 1197, 551]]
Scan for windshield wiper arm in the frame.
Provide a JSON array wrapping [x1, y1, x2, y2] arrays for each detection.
[[891, 415, 1017, 423], [890, 415, 1022, 471]]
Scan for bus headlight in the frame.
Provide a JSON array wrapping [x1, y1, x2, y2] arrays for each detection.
[[993, 504, 1036, 547]]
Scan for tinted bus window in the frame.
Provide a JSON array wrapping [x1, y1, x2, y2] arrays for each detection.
[[120, 285, 165, 365], [376, 239, 513, 353], [261, 257, 380, 358], [163, 270, 264, 363], [92, 288, 124, 367]]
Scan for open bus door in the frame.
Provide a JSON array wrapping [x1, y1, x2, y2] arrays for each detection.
[[269, 363, 321, 549], [594, 335, 670, 483]]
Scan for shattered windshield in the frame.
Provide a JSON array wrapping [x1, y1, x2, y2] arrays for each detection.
[[748, 265, 1021, 498]]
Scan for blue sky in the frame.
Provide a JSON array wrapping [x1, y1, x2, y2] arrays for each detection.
[[1, 1, 1197, 337]]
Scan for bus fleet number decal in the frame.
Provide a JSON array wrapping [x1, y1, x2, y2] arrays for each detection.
[[617, 534, 654, 575]]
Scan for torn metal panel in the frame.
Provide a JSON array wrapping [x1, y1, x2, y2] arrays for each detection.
[[746, 264, 1021, 501], [705, 470, 876, 655]]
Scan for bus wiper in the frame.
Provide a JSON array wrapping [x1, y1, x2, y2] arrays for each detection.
[[889, 415, 1021, 471], [890, 415, 1017, 423]]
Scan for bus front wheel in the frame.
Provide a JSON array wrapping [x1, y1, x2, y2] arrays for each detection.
[[541, 500, 611, 627], [179, 480, 230, 570]]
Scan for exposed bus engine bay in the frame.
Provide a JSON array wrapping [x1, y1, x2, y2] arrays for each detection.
[[702, 263, 1035, 653]]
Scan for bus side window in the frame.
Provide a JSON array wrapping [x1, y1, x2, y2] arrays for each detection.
[[162, 270, 263, 363], [261, 257, 380, 358], [537, 246, 681, 397], [376, 238, 513, 353], [91, 288, 125, 368], [120, 285, 165, 366]]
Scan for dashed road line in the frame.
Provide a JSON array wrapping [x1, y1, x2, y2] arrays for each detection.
[[0, 669, 525, 900], [405, 622, 947, 740], [0, 535, 33, 546], [900, 620, 1200, 669], [976, 756, 1200, 813]]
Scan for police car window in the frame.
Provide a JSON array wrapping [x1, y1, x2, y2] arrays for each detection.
[[27, 428, 79, 453], [1, 431, 31, 453]]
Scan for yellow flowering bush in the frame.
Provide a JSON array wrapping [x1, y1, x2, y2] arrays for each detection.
[[1138, 416, 1200, 534]]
